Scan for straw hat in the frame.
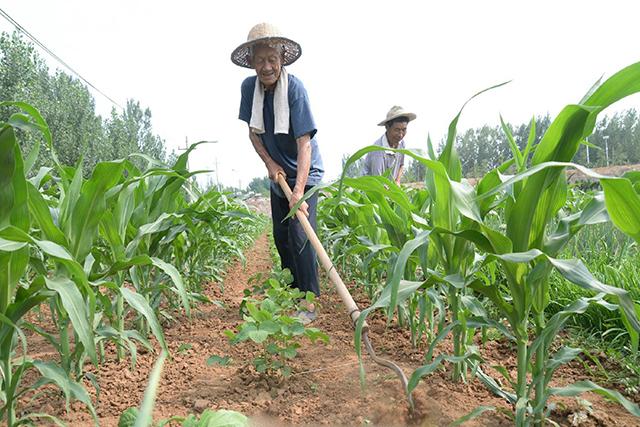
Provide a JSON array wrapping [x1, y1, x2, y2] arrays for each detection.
[[378, 106, 417, 126], [231, 23, 302, 68]]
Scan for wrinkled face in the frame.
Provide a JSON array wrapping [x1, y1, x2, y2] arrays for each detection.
[[250, 44, 282, 90], [386, 121, 408, 147]]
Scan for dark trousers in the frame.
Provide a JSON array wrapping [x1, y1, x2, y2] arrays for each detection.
[[270, 185, 320, 296]]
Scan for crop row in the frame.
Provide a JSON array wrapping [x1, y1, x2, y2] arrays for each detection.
[[0, 102, 266, 426], [315, 63, 640, 426]]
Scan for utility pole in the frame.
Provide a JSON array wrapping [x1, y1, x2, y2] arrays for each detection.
[[586, 143, 590, 165], [177, 136, 189, 151], [603, 135, 610, 166], [177, 136, 189, 168], [215, 157, 220, 190]]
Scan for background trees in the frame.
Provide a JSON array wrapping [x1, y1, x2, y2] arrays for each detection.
[[0, 31, 171, 172], [3, 29, 638, 184], [401, 109, 638, 182]]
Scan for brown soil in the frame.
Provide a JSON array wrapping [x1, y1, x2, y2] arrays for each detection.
[[22, 232, 640, 426], [565, 163, 640, 183], [245, 195, 271, 216]]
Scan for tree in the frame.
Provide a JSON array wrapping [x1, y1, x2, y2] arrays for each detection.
[[0, 30, 169, 174], [341, 152, 366, 177], [104, 100, 167, 166], [401, 156, 427, 183], [247, 176, 270, 195], [0, 31, 51, 163], [454, 114, 553, 177], [456, 124, 509, 177], [45, 71, 106, 170]]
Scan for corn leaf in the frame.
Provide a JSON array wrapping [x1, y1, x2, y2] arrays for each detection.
[[120, 287, 168, 352], [44, 277, 97, 365]]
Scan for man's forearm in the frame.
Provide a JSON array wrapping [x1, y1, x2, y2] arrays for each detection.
[[249, 131, 275, 168], [395, 165, 404, 184], [294, 134, 311, 193]]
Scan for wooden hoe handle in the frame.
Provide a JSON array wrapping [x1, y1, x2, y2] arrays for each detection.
[[276, 174, 364, 326]]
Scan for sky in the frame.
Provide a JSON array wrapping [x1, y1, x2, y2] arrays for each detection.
[[1, 0, 639, 188]]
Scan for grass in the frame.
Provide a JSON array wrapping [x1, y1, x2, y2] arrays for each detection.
[[564, 327, 640, 396], [547, 222, 640, 352]]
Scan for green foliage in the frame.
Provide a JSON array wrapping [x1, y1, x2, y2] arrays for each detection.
[[159, 410, 248, 427], [179, 410, 248, 427], [548, 220, 640, 351], [247, 175, 270, 195], [206, 355, 232, 366], [453, 107, 640, 178], [0, 102, 267, 425], [323, 62, 640, 425], [118, 408, 139, 427], [226, 269, 328, 378]]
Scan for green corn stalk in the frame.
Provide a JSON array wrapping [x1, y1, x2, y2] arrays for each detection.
[[1, 101, 267, 425], [0, 106, 97, 426], [466, 62, 640, 425], [336, 83, 508, 382], [317, 183, 399, 299]]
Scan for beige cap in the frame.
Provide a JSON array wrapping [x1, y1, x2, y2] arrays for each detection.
[[378, 105, 417, 126], [231, 23, 302, 68]]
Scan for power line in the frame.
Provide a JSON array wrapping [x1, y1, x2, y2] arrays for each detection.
[[0, 6, 124, 110]]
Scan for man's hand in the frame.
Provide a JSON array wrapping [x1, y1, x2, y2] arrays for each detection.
[[248, 129, 285, 181], [267, 162, 286, 181], [290, 187, 309, 217]]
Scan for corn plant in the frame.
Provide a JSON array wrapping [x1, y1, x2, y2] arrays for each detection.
[[0, 103, 97, 425], [1, 101, 268, 425], [404, 64, 640, 423], [326, 63, 640, 424]]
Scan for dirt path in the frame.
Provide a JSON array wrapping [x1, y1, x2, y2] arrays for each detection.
[[32, 231, 640, 426]]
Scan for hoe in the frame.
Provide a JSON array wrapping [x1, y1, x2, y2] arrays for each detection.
[[277, 175, 415, 410]]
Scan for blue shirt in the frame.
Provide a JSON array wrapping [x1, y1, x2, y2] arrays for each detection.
[[239, 74, 324, 188]]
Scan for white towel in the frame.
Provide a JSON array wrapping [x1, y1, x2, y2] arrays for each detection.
[[249, 68, 290, 135]]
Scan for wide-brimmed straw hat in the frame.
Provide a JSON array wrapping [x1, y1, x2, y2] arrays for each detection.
[[231, 23, 302, 68], [378, 106, 417, 126]]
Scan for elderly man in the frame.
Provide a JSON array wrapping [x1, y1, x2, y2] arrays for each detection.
[[364, 106, 416, 184], [232, 23, 324, 323]]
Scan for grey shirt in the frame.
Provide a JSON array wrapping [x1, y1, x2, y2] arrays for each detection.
[[364, 134, 405, 180]]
